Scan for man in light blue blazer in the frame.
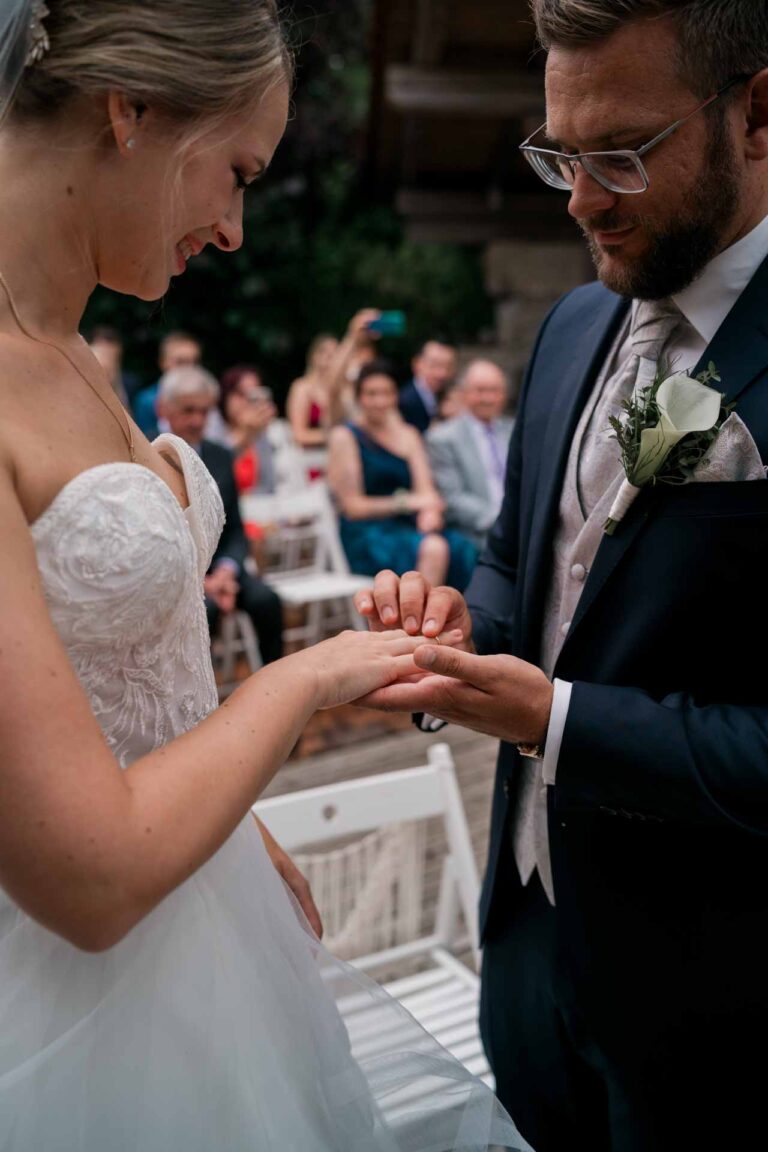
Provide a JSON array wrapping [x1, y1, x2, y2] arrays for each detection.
[[427, 360, 514, 550]]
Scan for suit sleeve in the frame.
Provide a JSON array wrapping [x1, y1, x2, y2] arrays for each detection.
[[427, 434, 498, 532], [209, 451, 249, 576], [466, 298, 567, 657]]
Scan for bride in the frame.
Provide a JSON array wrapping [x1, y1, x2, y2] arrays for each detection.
[[0, 1, 529, 1148]]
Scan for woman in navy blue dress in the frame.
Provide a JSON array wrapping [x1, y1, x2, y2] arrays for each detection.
[[328, 361, 477, 591]]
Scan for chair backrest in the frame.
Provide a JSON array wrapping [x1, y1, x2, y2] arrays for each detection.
[[255, 743, 481, 960], [266, 419, 310, 493], [241, 482, 353, 578]]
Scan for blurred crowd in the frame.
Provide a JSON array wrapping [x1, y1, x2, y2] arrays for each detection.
[[89, 312, 515, 670]]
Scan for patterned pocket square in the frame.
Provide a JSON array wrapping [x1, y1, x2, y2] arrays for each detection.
[[691, 412, 766, 483]]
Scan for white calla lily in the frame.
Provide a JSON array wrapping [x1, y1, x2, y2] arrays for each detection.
[[605, 372, 724, 534]]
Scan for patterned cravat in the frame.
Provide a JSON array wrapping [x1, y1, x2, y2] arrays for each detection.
[[577, 297, 683, 519], [512, 296, 684, 904]]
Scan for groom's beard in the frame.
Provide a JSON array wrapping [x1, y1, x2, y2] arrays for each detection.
[[579, 114, 741, 301]]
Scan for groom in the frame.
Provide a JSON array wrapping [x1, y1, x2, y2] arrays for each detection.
[[357, 3, 768, 1149]]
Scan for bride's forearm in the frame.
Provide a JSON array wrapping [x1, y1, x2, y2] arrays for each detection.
[[109, 659, 319, 942]]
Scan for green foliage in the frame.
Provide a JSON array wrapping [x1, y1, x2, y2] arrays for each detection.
[[81, 0, 492, 404]]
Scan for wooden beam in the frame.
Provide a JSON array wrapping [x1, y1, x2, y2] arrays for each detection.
[[386, 65, 544, 118], [395, 188, 575, 243], [413, 0, 450, 67]]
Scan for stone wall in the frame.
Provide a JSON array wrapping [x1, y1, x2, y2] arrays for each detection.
[[458, 239, 594, 409]]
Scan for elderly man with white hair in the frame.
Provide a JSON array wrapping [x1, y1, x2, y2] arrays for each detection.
[[156, 366, 283, 665], [427, 360, 514, 550]]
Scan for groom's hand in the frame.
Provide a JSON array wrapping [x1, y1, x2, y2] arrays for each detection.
[[359, 645, 554, 747], [354, 570, 474, 652]]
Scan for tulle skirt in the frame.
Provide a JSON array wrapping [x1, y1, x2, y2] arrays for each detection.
[[0, 817, 529, 1150]]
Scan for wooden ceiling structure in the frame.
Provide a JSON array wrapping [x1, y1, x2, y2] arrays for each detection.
[[365, 0, 579, 245]]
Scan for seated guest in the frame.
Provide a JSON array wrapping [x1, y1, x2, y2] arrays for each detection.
[[133, 330, 202, 440], [427, 359, 514, 551], [286, 332, 339, 449], [287, 313, 379, 477], [328, 360, 477, 592], [156, 367, 283, 665], [398, 337, 457, 434], [216, 365, 279, 494]]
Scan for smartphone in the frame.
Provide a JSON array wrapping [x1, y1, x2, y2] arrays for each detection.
[[367, 311, 407, 337]]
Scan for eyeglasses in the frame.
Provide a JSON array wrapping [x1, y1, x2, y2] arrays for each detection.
[[519, 75, 749, 195]]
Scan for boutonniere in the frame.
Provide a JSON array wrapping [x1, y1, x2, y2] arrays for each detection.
[[604, 362, 732, 535]]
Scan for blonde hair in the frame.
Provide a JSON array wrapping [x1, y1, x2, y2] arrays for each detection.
[[11, 0, 292, 126]]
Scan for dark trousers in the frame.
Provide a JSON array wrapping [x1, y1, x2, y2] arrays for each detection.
[[206, 574, 283, 665], [480, 867, 766, 1152]]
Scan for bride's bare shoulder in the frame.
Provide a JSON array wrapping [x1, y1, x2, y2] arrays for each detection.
[[0, 336, 84, 518]]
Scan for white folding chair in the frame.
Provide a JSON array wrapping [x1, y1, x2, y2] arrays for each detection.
[[254, 743, 492, 1088], [210, 610, 263, 699], [240, 483, 372, 647]]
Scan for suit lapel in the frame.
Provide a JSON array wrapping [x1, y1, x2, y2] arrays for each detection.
[[560, 252, 768, 656], [521, 292, 629, 651], [693, 251, 768, 405]]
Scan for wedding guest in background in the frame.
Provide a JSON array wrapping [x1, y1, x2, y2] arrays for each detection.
[[216, 364, 278, 494], [428, 360, 513, 550], [133, 329, 202, 439], [156, 367, 283, 665], [328, 360, 477, 590], [327, 307, 381, 399], [398, 337, 457, 434], [438, 380, 465, 422], [285, 331, 339, 449], [88, 325, 141, 408]]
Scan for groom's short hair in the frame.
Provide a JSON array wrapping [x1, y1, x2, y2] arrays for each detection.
[[532, 1, 768, 100]]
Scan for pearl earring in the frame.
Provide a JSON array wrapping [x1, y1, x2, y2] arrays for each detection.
[[126, 138, 136, 150]]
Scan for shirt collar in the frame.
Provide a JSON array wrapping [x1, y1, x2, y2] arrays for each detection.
[[672, 212, 768, 344]]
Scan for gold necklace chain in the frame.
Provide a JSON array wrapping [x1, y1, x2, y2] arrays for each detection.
[[0, 269, 137, 464]]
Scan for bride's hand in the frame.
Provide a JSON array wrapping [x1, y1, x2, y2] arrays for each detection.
[[286, 629, 431, 711]]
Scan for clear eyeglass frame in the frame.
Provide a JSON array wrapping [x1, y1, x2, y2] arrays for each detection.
[[519, 74, 750, 195]]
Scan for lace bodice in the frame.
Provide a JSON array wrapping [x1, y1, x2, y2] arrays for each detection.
[[30, 435, 225, 767]]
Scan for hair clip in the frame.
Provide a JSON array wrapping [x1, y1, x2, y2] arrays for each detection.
[[26, 1, 51, 69]]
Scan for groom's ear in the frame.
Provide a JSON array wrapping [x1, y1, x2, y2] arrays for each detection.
[[743, 69, 768, 162]]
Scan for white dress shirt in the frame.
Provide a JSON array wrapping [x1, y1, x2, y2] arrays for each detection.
[[542, 212, 768, 785]]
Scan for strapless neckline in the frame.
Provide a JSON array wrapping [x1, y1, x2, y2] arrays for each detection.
[[30, 434, 193, 532]]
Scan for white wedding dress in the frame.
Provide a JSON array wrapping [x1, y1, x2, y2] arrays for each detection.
[[0, 434, 527, 1151]]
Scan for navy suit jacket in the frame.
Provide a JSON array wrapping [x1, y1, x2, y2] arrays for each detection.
[[199, 439, 248, 577], [467, 257, 768, 1051], [399, 380, 434, 433]]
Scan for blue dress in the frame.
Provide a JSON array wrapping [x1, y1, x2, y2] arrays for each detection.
[[339, 425, 477, 592]]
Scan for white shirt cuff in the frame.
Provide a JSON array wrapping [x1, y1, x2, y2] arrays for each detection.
[[417, 713, 448, 733], [541, 678, 573, 786]]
